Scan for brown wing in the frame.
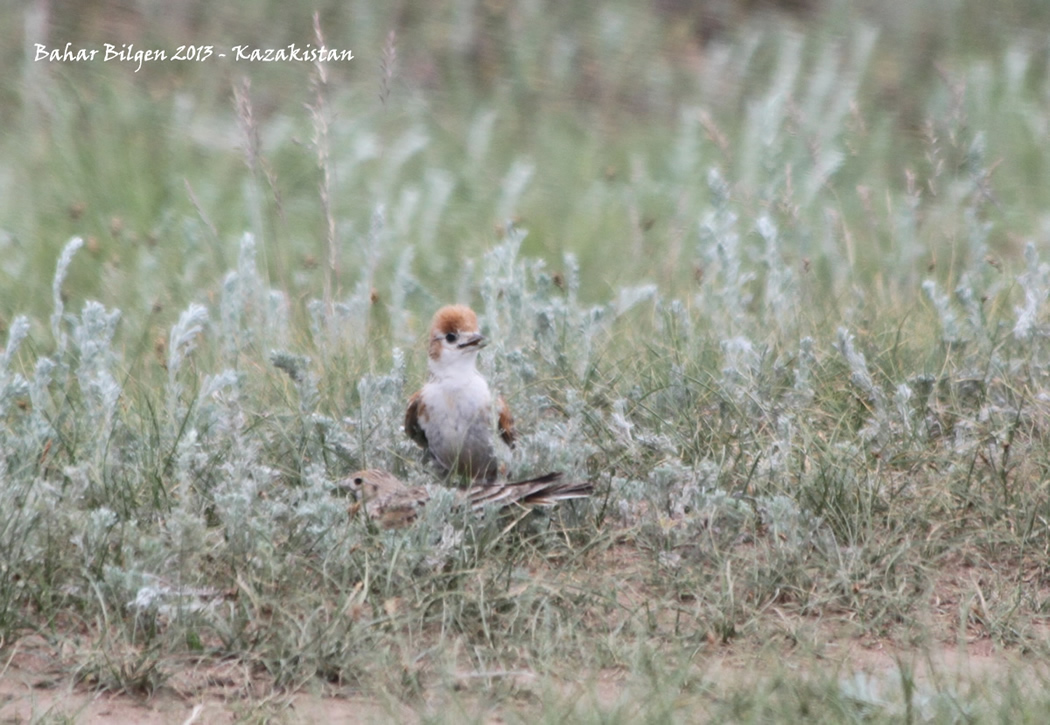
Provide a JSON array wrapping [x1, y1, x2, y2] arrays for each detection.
[[404, 391, 428, 449], [497, 396, 516, 448], [369, 486, 430, 529], [344, 469, 430, 529]]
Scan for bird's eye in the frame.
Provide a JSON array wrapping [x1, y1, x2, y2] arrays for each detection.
[[445, 332, 458, 343], [353, 477, 363, 486]]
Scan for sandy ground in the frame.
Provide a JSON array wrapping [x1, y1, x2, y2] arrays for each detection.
[[0, 635, 408, 724], [1, 631, 1043, 724], [0, 668, 402, 724]]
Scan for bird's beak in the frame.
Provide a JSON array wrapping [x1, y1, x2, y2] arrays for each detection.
[[458, 332, 486, 349]]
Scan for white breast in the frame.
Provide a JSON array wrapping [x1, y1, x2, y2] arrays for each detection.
[[420, 370, 497, 477]]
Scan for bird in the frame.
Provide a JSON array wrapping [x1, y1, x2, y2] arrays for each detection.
[[343, 469, 594, 529], [404, 304, 515, 484]]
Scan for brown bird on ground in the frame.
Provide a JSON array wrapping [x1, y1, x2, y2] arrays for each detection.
[[343, 469, 593, 529]]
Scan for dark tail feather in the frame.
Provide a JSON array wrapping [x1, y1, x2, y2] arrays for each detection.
[[518, 479, 594, 505], [466, 472, 593, 511]]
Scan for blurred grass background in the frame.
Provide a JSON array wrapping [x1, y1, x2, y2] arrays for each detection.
[[4, 0, 1050, 331]]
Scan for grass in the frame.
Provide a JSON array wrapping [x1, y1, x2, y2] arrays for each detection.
[[3, 0, 1050, 721]]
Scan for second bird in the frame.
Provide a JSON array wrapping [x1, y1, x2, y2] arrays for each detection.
[[405, 304, 515, 484]]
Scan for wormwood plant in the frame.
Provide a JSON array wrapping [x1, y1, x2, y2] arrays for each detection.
[[0, 225, 627, 686], [4, 180, 1048, 693]]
